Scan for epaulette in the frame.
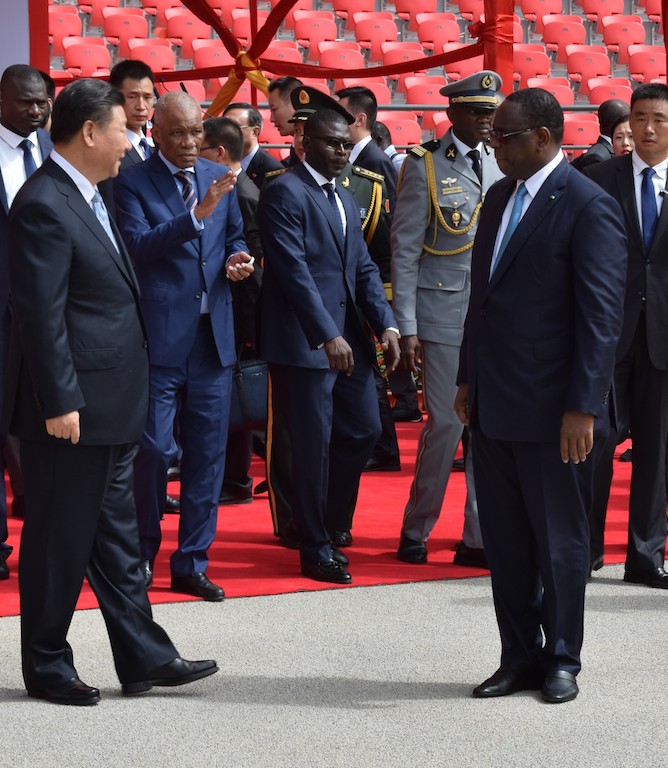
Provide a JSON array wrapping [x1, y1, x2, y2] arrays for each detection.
[[409, 139, 440, 159], [264, 168, 287, 181], [351, 165, 384, 182]]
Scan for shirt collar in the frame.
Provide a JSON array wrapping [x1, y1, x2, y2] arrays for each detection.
[[159, 150, 195, 175], [50, 149, 97, 205], [450, 131, 484, 159], [0, 124, 38, 150], [349, 134, 372, 164], [631, 151, 668, 182], [521, 150, 564, 200], [303, 160, 335, 188]]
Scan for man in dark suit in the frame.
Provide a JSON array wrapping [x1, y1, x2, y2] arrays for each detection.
[[335, 86, 397, 208], [585, 83, 668, 588], [99, 60, 155, 217], [267, 76, 303, 168], [455, 88, 626, 703], [570, 99, 628, 171], [223, 102, 282, 189], [0, 64, 52, 578], [201, 116, 263, 505], [114, 91, 253, 602], [258, 101, 400, 584], [6, 78, 218, 705]]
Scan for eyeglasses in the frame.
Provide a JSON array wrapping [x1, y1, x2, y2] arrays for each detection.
[[488, 127, 537, 142], [312, 135, 355, 152], [199, 145, 215, 151]]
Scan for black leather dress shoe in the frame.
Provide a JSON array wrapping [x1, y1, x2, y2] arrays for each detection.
[[254, 479, 268, 495], [397, 532, 427, 564], [363, 457, 401, 472], [28, 678, 101, 706], [219, 480, 253, 505], [0, 554, 9, 581], [618, 447, 633, 462], [392, 407, 423, 422], [453, 541, 488, 569], [122, 657, 219, 695], [331, 530, 353, 548], [452, 457, 465, 472], [623, 566, 668, 589], [589, 554, 604, 574], [141, 560, 154, 589], [542, 670, 579, 703], [301, 560, 352, 584], [473, 667, 542, 698], [164, 494, 180, 513], [171, 572, 225, 601], [331, 545, 349, 566]]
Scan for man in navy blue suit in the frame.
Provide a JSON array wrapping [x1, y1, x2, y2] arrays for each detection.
[[454, 89, 627, 703], [258, 96, 400, 584], [114, 91, 253, 601], [0, 64, 52, 579]]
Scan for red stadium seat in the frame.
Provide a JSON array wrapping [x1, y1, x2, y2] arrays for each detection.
[[406, 82, 449, 130], [395, 0, 439, 32], [582, 0, 624, 34], [404, 75, 447, 90], [78, 0, 121, 31], [282, 0, 315, 30], [588, 82, 633, 104], [341, 79, 393, 104], [530, 81, 575, 105], [432, 112, 452, 138], [49, 70, 75, 97], [380, 41, 425, 92], [231, 9, 270, 48], [542, 20, 586, 64], [141, 0, 184, 29], [381, 117, 423, 146], [513, 45, 551, 88], [192, 40, 234, 98], [453, 0, 484, 25], [163, 7, 212, 60], [601, 18, 647, 66], [527, 76, 572, 88], [642, 0, 663, 42], [48, 6, 83, 57], [318, 47, 366, 90], [295, 14, 337, 62], [566, 45, 612, 94], [102, 8, 149, 60], [628, 44, 667, 83], [156, 79, 206, 102], [331, 0, 375, 32], [442, 43, 484, 82], [354, 16, 399, 61], [520, 0, 563, 32], [417, 15, 461, 53], [262, 44, 304, 77], [562, 115, 601, 157], [127, 38, 177, 72], [63, 41, 111, 77]]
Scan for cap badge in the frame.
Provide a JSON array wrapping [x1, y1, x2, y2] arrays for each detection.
[[298, 89, 310, 104], [481, 74, 494, 90]]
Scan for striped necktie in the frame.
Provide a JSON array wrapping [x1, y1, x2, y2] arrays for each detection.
[[175, 170, 197, 211]]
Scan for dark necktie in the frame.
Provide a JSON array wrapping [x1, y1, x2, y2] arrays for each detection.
[[19, 138, 37, 178], [467, 149, 482, 183], [323, 183, 344, 242], [139, 137, 151, 160], [175, 170, 197, 211], [490, 182, 528, 277], [642, 167, 658, 253]]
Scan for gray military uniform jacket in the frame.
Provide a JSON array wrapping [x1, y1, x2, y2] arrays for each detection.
[[391, 129, 504, 346]]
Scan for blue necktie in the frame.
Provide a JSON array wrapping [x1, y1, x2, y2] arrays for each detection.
[[323, 183, 344, 242], [490, 182, 528, 277], [139, 137, 151, 160], [175, 170, 197, 211], [91, 191, 118, 252], [642, 167, 658, 253], [19, 138, 37, 178]]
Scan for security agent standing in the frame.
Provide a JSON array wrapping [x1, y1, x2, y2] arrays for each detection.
[[391, 72, 505, 566], [263, 87, 399, 546]]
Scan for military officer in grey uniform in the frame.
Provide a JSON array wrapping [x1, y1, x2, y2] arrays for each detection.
[[392, 71, 505, 566]]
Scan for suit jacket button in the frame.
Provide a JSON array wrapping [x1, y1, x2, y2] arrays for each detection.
[[202, 260, 206, 266], [437, 281, 443, 287], [143, 341, 148, 349], [195, 292, 202, 299], [339, 301, 345, 307]]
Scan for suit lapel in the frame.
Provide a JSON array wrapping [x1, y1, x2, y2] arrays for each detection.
[[296, 164, 345, 258], [487, 162, 568, 291], [615, 155, 643, 253]]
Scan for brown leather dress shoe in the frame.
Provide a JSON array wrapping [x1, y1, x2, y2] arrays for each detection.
[[171, 572, 225, 601], [28, 678, 101, 706], [473, 667, 543, 698], [122, 657, 219, 695]]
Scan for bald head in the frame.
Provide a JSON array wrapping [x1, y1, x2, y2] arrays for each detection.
[[152, 91, 204, 169]]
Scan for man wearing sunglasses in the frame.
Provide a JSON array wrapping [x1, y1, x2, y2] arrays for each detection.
[[258, 90, 400, 584], [455, 87, 626, 703], [391, 71, 504, 569]]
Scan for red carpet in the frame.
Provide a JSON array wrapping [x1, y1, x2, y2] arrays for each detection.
[[0, 425, 632, 617]]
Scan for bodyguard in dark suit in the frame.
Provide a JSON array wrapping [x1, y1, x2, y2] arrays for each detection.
[[570, 99, 628, 171], [258, 103, 400, 584], [0, 64, 52, 579], [98, 59, 156, 218], [7, 79, 218, 705], [585, 83, 668, 588], [455, 89, 626, 703], [114, 91, 253, 601], [223, 102, 282, 189]]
